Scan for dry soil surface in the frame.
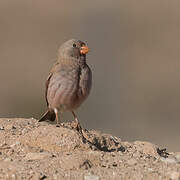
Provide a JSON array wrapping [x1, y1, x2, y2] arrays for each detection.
[[0, 118, 179, 180]]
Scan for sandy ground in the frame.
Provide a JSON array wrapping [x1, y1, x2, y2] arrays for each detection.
[[0, 118, 179, 180]]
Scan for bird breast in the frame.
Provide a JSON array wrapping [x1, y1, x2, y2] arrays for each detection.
[[47, 64, 91, 111]]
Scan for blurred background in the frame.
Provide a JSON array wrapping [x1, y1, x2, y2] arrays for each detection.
[[0, 0, 180, 151]]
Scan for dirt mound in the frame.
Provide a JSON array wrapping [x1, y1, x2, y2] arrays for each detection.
[[0, 118, 179, 180]]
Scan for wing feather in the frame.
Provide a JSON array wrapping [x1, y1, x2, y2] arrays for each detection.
[[79, 65, 92, 97], [45, 73, 53, 106]]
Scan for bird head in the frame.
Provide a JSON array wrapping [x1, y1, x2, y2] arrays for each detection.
[[58, 39, 89, 60]]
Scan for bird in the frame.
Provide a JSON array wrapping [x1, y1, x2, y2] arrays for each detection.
[[39, 39, 92, 130]]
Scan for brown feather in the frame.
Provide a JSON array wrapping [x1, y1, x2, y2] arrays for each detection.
[[45, 73, 52, 106], [39, 110, 56, 122], [39, 39, 92, 123]]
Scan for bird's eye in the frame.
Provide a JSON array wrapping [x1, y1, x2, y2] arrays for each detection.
[[73, 43, 76, 47]]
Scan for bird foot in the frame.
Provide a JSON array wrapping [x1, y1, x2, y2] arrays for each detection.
[[71, 119, 93, 145], [71, 119, 82, 132]]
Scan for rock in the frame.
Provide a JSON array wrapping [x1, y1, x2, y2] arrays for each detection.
[[160, 157, 177, 164], [127, 158, 137, 166], [169, 171, 180, 180], [10, 141, 20, 148], [6, 125, 15, 130], [133, 141, 158, 157], [80, 159, 93, 170], [174, 152, 180, 163], [0, 118, 179, 180], [25, 152, 51, 161], [59, 154, 92, 170], [4, 158, 13, 162], [6, 173, 18, 180], [84, 175, 99, 180], [0, 126, 4, 130], [20, 125, 86, 152]]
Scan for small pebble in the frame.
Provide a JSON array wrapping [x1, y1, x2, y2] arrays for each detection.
[[160, 157, 176, 164], [169, 171, 180, 180], [6, 173, 17, 180], [174, 152, 180, 163], [127, 159, 137, 165], [25, 152, 51, 161], [4, 158, 13, 162], [6, 125, 16, 130], [22, 129, 28, 135], [11, 173, 17, 180], [0, 126, 4, 130], [84, 175, 99, 180], [10, 141, 20, 148]]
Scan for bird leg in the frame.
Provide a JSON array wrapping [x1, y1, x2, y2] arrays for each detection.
[[54, 108, 60, 127], [71, 111, 83, 133]]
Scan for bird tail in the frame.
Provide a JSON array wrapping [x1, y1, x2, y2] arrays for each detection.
[[39, 110, 56, 122]]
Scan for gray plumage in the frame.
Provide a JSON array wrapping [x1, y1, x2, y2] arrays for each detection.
[[39, 39, 92, 124]]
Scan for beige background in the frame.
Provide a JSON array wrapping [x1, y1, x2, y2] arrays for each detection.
[[0, 0, 180, 151]]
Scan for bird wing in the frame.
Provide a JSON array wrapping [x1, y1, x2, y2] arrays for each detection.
[[45, 61, 60, 106], [45, 73, 53, 106], [79, 65, 92, 97]]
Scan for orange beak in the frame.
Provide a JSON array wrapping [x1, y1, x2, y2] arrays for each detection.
[[80, 45, 89, 55]]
